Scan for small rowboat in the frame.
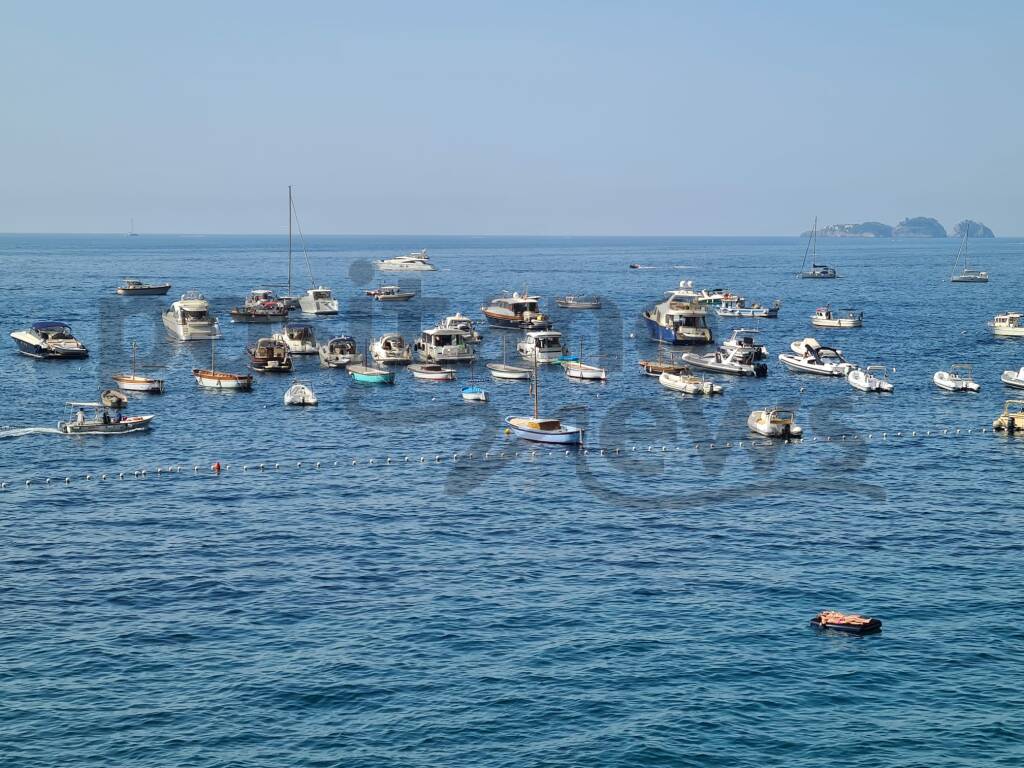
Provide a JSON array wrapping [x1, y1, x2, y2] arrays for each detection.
[[409, 363, 456, 381], [193, 368, 254, 390], [348, 364, 396, 384], [462, 385, 488, 401], [810, 611, 881, 635]]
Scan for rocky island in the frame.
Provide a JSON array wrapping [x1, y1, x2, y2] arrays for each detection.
[[953, 219, 994, 238], [893, 217, 947, 238], [801, 221, 893, 238], [802, 216, 993, 238]]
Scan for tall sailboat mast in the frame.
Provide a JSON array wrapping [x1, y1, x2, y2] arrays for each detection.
[[287, 185, 293, 298]]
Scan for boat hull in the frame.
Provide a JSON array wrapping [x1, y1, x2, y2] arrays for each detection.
[[117, 284, 171, 296], [230, 309, 288, 323], [193, 369, 253, 390], [10, 331, 89, 359], [163, 313, 221, 341], [778, 354, 850, 377], [682, 353, 767, 377], [505, 416, 583, 444], [461, 386, 488, 401], [112, 374, 165, 393], [487, 363, 532, 380], [58, 415, 154, 434], [935, 372, 980, 392], [1001, 372, 1024, 390], [811, 318, 862, 328]]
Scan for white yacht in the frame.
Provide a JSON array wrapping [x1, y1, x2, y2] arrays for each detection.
[[272, 324, 318, 354], [989, 312, 1024, 337], [935, 364, 980, 392], [298, 286, 339, 315], [847, 365, 894, 393], [375, 249, 437, 271], [1000, 367, 1024, 390], [811, 305, 863, 328], [797, 217, 838, 279], [162, 291, 221, 340], [517, 331, 565, 364], [371, 333, 413, 365], [682, 345, 768, 377], [415, 327, 476, 363], [318, 336, 363, 368], [778, 338, 856, 376], [642, 281, 713, 345]]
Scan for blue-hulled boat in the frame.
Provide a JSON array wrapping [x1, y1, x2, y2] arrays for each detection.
[[10, 321, 89, 359], [641, 281, 713, 345]]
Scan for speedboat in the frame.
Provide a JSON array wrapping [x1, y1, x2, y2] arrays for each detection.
[[993, 400, 1024, 433], [318, 336, 363, 368], [371, 333, 413, 365], [194, 338, 253, 390], [811, 305, 863, 328], [989, 312, 1024, 337], [658, 371, 723, 395], [375, 249, 436, 271], [950, 227, 989, 283], [555, 295, 601, 310], [230, 289, 289, 323], [721, 328, 767, 360], [642, 281, 713, 345], [682, 345, 768, 377], [517, 330, 565, 364], [348, 363, 396, 384], [715, 297, 781, 318], [116, 278, 171, 296], [697, 288, 738, 306], [298, 286, 339, 315], [366, 285, 416, 301], [10, 322, 89, 359], [482, 292, 552, 330], [778, 338, 856, 376], [247, 338, 293, 372], [747, 407, 803, 438], [409, 363, 456, 381], [58, 402, 154, 435], [284, 381, 318, 406], [1001, 367, 1024, 390], [415, 327, 476, 363], [934, 364, 980, 392], [847, 365, 894, 393], [439, 312, 483, 342], [273, 324, 318, 355], [112, 341, 164, 393], [163, 291, 221, 340]]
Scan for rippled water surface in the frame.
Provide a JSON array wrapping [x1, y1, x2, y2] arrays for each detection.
[[2, 234, 1023, 766]]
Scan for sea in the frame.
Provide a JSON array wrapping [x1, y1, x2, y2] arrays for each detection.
[[1, 233, 1023, 767]]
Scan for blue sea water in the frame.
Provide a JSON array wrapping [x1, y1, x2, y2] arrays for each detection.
[[1, 233, 1024, 767]]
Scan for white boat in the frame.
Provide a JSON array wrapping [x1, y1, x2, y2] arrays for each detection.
[[482, 292, 552, 330], [847, 365, 894, 393], [658, 371, 723, 395], [57, 402, 154, 435], [950, 227, 989, 283], [318, 336, 363, 368], [682, 345, 768, 377], [366, 285, 416, 301], [248, 337, 293, 372], [112, 341, 164, 393], [487, 335, 532, 380], [993, 400, 1024, 433], [162, 291, 221, 340], [697, 289, 739, 306], [721, 328, 768, 360], [934, 363, 980, 392], [461, 385, 488, 401], [989, 312, 1024, 337], [797, 217, 838, 278], [642, 281, 713, 345], [298, 286, 339, 315], [1001, 367, 1024, 390], [715, 297, 781, 318], [778, 338, 856, 376], [747, 407, 803, 438], [439, 312, 483, 342], [375, 249, 436, 271], [409, 363, 456, 381], [10, 322, 89, 359], [517, 330, 565, 364], [415, 327, 476, 363], [811, 305, 863, 328], [562, 339, 607, 381], [100, 389, 129, 408], [371, 333, 413, 365], [284, 381, 318, 406], [273, 324, 318, 355], [230, 289, 289, 323], [116, 278, 170, 296], [193, 338, 253, 390], [505, 356, 583, 445], [555, 295, 601, 310]]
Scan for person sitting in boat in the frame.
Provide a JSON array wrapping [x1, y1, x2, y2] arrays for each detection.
[[112, 411, 122, 424]]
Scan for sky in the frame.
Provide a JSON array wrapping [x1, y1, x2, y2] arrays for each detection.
[[2, 1, 1022, 235]]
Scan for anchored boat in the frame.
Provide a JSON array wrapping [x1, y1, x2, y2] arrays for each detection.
[[415, 327, 476, 363], [487, 336, 532, 380], [505, 356, 583, 445], [935, 363, 980, 392], [371, 333, 413, 365], [748, 407, 802, 438], [797, 217, 838, 278], [409, 363, 456, 381], [682, 345, 767, 377], [715, 297, 781, 318], [116, 278, 171, 296], [375, 249, 436, 271], [318, 336, 363, 368], [482, 292, 552, 330], [517, 330, 566, 364], [778, 338, 856, 376], [721, 328, 768, 361], [10, 322, 89, 359], [989, 312, 1024, 337], [847, 365, 894, 393], [994, 400, 1024, 433], [283, 381, 318, 406], [230, 289, 289, 324], [562, 340, 607, 381], [642, 281, 713, 345], [248, 337, 293, 372], [1001, 367, 1024, 390], [658, 371, 723, 395], [273, 324, 318, 355], [163, 291, 221, 341], [950, 227, 989, 283], [366, 285, 416, 301], [112, 341, 164, 393], [193, 338, 254, 390], [555, 295, 601, 310], [439, 312, 483, 342], [811, 305, 863, 328]]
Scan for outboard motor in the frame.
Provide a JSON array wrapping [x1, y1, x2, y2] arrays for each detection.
[[754, 362, 768, 378]]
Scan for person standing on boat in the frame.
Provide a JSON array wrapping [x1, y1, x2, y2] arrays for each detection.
[[75, 408, 86, 426]]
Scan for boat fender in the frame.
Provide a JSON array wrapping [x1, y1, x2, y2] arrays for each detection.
[[504, 428, 511, 435]]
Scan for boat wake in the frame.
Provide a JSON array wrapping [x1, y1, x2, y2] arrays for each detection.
[[0, 426, 61, 439]]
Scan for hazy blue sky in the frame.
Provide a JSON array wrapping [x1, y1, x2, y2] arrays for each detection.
[[3, 1, 1021, 235]]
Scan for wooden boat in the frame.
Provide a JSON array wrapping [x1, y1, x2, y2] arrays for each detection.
[[116, 278, 171, 296], [488, 336, 532, 380], [112, 341, 165, 393], [639, 341, 690, 377], [481, 292, 551, 330], [58, 402, 154, 435], [193, 338, 253, 390], [409, 363, 456, 381], [248, 338, 293, 372], [505, 355, 583, 445], [810, 610, 881, 635], [366, 285, 416, 301]]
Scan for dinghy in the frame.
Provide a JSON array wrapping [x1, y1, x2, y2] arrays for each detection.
[[747, 407, 802, 438], [658, 371, 723, 395], [283, 381, 318, 406], [778, 338, 856, 376], [488, 336, 532, 380], [1000, 367, 1024, 390], [934, 364, 980, 392], [847, 365, 894, 393], [993, 400, 1024, 433], [409, 363, 456, 381], [505, 356, 583, 444], [112, 341, 165, 393]]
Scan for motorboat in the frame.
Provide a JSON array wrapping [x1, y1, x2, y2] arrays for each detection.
[[555, 295, 601, 310], [505, 356, 583, 445], [562, 339, 607, 381], [682, 345, 768, 377], [409, 363, 456, 381], [810, 611, 881, 635], [284, 381, 318, 406], [10, 322, 89, 359], [366, 285, 416, 301], [847, 365, 894, 393], [439, 312, 483, 342], [950, 227, 989, 283], [348, 363, 396, 384], [163, 291, 221, 340], [811, 305, 863, 328], [375, 249, 436, 271], [697, 288, 739, 306], [481, 292, 552, 330], [298, 286, 339, 315], [517, 330, 566, 364], [100, 389, 129, 408], [318, 336, 363, 368], [642, 280, 713, 345], [58, 402, 154, 435], [715, 297, 781, 318], [993, 400, 1024, 433], [989, 312, 1024, 337], [116, 278, 171, 296], [721, 328, 767, 360], [1001, 367, 1024, 390], [797, 218, 838, 278], [747, 407, 803, 438], [415, 327, 476, 363], [273, 324, 318, 355], [230, 289, 289, 323], [371, 333, 413, 365], [461, 385, 488, 401], [247, 338, 293, 372], [639, 342, 690, 376], [658, 371, 723, 395], [112, 341, 164, 393], [934, 364, 980, 392], [778, 338, 856, 376], [487, 335, 532, 380]]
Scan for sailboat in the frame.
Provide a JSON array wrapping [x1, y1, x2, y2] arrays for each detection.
[[798, 217, 837, 278], [505, 355, 584, 444], [193, 337, 254, 390], [282, 186, 340, 313], [128, 218, 139, 237], [562, 339, 608, 381], [950, 226, 989, 283], [112, 341, 165, 393], [461, 360, 488, 401], [487, 335, 532, 380]]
